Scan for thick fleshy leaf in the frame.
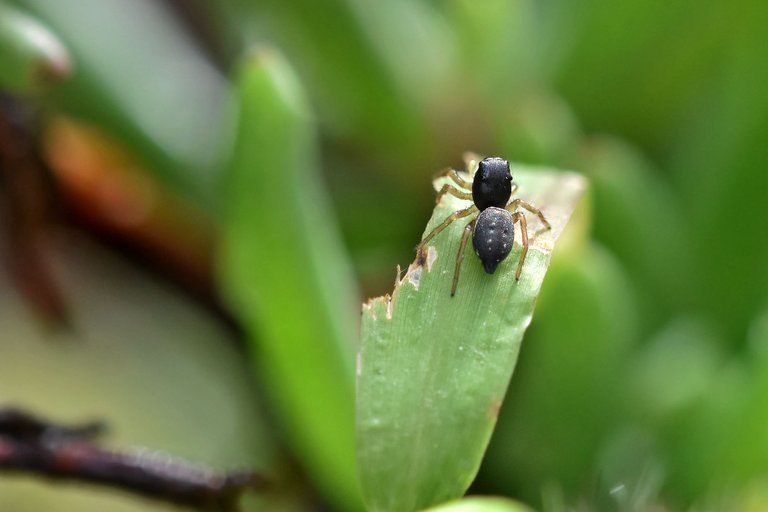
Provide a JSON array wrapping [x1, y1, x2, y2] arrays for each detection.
[[218, 49, 361, 510], [357, 160, 586, 511]]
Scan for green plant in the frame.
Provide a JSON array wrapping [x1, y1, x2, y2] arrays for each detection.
[[2, 1, 768, 511]]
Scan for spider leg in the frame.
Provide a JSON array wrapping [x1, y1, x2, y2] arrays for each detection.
[[416, 204, 478, 254], [435, 183, 472, 205], [510, 183, 519, 197], [510, 211, 529, 281], [462, 152, 483, 176], [434, 168, 472, 190], [507, 198, 551, 231], [451, 217, 477, 297]]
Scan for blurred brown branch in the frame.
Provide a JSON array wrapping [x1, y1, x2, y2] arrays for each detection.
[[0, 407, 269, 512]]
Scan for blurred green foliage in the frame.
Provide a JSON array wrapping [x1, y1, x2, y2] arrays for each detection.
[[1, 0, 768, 511]]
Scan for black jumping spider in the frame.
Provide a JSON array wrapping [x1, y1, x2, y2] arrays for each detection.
[[416, 156, 550, 296]]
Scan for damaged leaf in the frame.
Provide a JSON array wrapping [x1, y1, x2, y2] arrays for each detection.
[[357, 161, 586, 512]]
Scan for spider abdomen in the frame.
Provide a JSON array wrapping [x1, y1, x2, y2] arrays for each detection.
[[472, 207, 514, 274]]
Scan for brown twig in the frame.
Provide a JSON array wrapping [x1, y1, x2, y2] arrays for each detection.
[[0, 407, 104, 442], [0, 408, 269, 512]]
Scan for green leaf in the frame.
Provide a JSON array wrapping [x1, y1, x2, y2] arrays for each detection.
[[357, 162, 586, 512], [217, 48, 362, 510], [423, 496, 534, 512], [0, 3, 70, 92]]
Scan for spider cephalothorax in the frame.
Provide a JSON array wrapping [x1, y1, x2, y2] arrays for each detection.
[[472, 157, 513, 210], [415, 156, 550, 296]]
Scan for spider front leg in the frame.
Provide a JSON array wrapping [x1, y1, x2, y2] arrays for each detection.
[[451, 217, 477, 297], [435, 184, 472, 205], [507, 198, 551, 231], [433, 168, 473, 204], [416, 204, 478, 254], [435, 168, 472, 190], [510, 211, 529, 281]]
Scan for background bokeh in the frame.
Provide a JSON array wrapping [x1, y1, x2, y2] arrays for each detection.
[[1, 1, 767, 511]]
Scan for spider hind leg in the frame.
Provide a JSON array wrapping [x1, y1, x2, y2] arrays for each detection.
[[507, 198, 550, 231], [510, 211, 529, 281], [415, 204, 478, 255], [451, 218, 477, 296]]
